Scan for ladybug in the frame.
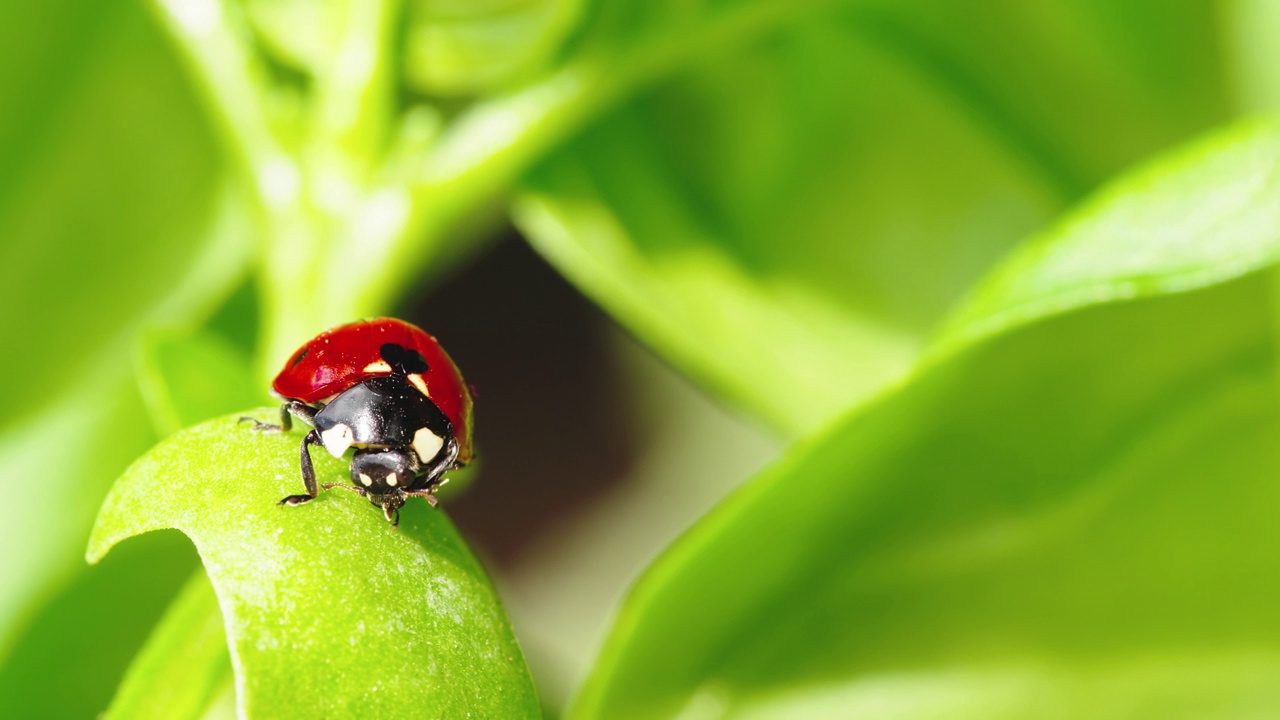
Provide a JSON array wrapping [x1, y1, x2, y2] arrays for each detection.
[[244, 318, 474, 526]]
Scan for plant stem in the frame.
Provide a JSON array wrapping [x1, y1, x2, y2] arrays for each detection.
[[146, 0, 290, 211], [150, 0, 839, 372], [343, 0, 838, 318], [307, 0, 400, 186]]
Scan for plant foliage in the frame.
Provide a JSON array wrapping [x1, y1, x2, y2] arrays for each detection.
[[0, 0, 1275, 718]]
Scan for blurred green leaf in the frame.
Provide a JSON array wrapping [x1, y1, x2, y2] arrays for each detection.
[[246, 0, 582, 98], [0, 181, 249, 658], [939, 118, 1280, 352], [403, 0, 584, 95], [0, 0, 250, 667], [0, 0, 232, 430], [843, 0, 1228, 190], [104, 570, 232, 720], [1226, 0, 1280, 113], [571, 120, 1280, 719], [0, 367, 152, 650], [241, 0, 337, 77], [136, 329, 262, 437], [89, 411, 540, 719], [516, 1, 1229, 436], [0, 532, 197, 719], [0, 283, 255, 714]]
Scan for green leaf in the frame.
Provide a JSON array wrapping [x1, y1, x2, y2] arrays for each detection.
[[0, 179, 250, 660], [135, 329, 262, 437], [839, 0, 1229, 191], [0, 0, 232, 431], [937, 118, 1280, 352], [0, 532, 198, 719], [1210, 0, 1280, 114], [0, 0, 250, 662], [104, 571, 232, 720], [0, 367, 153, 652], [402, 0, 585, 95], [516, 1, 1230, 436], [88, 411, 540, 719], [246, 0, 586, 98], [240, 0, 339, 77], [570, 121, 1280, 719]]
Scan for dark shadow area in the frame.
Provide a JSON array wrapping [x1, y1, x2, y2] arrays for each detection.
[[406, 231, 641, 567]]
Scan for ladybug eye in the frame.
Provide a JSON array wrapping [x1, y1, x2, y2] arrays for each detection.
[[290, 348, 310, 368]]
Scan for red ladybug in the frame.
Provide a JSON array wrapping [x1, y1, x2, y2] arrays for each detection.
[[245, 318, 474, 526]]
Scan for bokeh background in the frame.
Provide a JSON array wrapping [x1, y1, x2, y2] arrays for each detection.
[[3, 0, 1280, 718]]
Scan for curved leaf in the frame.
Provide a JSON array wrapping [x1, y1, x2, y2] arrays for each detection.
[[938, 118, 1280, 352], [88, 411, 539, 719], [570, 120, 1280, 719], [517, 1, 1230, 436]]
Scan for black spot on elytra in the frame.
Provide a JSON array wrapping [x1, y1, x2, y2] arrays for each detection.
[[290, 347, 310, 368], [380, 343, 428, 375]]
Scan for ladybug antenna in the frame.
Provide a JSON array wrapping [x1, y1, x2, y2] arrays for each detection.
[[380, 343, 428, 376]]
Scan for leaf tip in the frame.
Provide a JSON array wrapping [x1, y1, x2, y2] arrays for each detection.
[[84, 486, 154, 566]]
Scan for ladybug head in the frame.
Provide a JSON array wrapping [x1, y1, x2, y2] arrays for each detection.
[[350, 448, 418, 501]]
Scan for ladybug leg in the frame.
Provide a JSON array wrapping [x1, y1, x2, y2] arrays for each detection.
[[241, 401, 316, 433], [400, 488, 439, 508], [321, 482, 368, 497], [278, 429, 323, 506], [283, 401, 317, 430]]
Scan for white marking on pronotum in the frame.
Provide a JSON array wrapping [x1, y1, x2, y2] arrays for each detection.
[[320, 423, 355, 458], [359, 473, 374, 487], [406, 373, 430, 397], [386, 472, 398, 487], [363, 360, 392, 373], [413, 427, 444, 463]]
